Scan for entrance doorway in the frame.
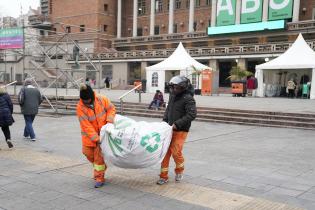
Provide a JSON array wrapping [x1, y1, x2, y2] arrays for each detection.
[[247, 60, 264, 74], [219, 61, 232, 87], [128, 62, 141, 85]]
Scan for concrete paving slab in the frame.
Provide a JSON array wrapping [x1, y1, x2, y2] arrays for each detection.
[[1, 113, 315, 209], [298, 192, 315, 202]]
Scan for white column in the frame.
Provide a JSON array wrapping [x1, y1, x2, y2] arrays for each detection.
[[211, 0, 217, 27], [133, 0, 138, 37], [150, 0, 155, 35], [292, 0, 300, 22], [262, 0, 269, 21], [168, 0, 174, 34], [117, 0, 122, 38], [235, 0, 241, 24], [310, 69, 315, 99], [188, 0, 195, 32]]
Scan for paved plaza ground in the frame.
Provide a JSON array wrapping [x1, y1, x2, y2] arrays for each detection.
[[0, 87, 315, 209]]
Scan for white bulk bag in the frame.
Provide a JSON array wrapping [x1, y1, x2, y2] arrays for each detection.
[[100, 115, 172, 169]]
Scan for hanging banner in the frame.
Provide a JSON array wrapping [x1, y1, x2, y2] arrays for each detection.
[[0, 28, 24, 49], [268, 0, 293, 20], [216, 0, 237, 26], [241, 0, 263, 23]]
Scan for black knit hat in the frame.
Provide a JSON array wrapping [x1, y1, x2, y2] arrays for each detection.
[[80, 83, 95, 102]]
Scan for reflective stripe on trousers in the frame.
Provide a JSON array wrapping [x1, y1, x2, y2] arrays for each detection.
[[82, 144, 106, 182], [160, 131, 188, 180]]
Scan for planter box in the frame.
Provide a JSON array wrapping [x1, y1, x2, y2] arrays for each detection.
[[231, 81, 246, 96]]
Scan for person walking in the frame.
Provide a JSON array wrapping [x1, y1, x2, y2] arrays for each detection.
[[246, 75, 257, 96], [0, 86, 14, 148], [157, 76, 196, 185], [104, 77, 110, 90], [287, 79, 296, 98], [18, 78, 42, 141], [76, 84, 116, 188]]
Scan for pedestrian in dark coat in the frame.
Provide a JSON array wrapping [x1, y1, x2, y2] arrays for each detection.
[[18, 79, 42, 141], [104, 77, 110, 90], [0, 86, 14, 148], [157, 76, 196, 185]]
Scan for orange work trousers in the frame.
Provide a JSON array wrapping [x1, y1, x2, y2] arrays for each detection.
[[160, 131, 188, 180], [82, 144, 106, 183]]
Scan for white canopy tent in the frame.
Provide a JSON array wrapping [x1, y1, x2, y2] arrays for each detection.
[[255, 34, 315, 99], [145, 42, 211, 93]]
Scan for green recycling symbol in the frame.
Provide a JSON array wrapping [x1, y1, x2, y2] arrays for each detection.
[[140, 132, 161, 153]]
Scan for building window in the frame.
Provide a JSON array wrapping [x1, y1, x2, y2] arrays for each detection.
[[313, 8, 315, 20], [80, 25, 85, 32], [206, 0, 211, 5], [173, 24, 177, 33], [103, 25, 108, 32], [186, 0, 189, 8], [154, 25, 160, 35], [138, 0, 146, 15], [193, 21, 197, 31], [155, 0, 163, 12], [195, 0, 200, 7], [137, 27, 143, 36], [66, 26, 71, 33], [104, 4, 108, 12], [152, 72, 158, 87], [175, 0, 181, 9]]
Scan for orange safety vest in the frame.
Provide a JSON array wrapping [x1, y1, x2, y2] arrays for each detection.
[[76, 92, 116, 147]]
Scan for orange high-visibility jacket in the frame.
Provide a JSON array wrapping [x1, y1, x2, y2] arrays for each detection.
[[76, 92, 116, 147]]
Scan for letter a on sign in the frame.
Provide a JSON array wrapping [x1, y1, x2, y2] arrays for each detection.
[[241, 0, 263, 23], [268, 0, 293, 20], [216, 0, 237, 26]]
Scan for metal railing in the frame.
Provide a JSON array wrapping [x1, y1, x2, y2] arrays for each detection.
[[71, 40, 315, 61], [118, 84, 142, 114]]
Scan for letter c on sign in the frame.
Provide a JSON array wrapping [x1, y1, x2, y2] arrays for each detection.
[[269, 0, 290, 10]]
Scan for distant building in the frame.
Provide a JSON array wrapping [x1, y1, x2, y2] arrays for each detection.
[[1, 16, 17, 28], [3, 0, 315, 93]]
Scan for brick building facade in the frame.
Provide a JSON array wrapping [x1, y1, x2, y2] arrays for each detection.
[[13, 0, 315, 92]]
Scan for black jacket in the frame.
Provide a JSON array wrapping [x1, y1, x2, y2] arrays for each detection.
[[0, 93, 14, 127], [163, 90, 196, 131]]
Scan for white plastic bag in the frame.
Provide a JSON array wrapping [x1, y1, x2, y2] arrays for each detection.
[[100, 115, 172, 169]]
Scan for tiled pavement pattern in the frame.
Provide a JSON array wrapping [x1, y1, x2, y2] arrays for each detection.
[[0, 148, 303, 210], [0, 114, 315, 209]]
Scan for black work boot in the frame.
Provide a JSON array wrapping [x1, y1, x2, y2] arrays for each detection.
[[6, 140, 13, 148]]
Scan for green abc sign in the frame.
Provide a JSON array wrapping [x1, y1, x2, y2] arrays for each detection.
[[216, 0, 293, 26]]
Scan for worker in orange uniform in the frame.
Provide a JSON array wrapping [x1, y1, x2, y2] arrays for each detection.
[[157, 76, 196, 185], [76, 84, 116, 188]]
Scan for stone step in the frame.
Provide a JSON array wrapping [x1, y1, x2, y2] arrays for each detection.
[[11, 96, 315, 130], [117, 106, 315, 123]]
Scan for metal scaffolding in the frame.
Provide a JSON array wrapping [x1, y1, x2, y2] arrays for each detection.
[[1, 23, 104, 113]]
